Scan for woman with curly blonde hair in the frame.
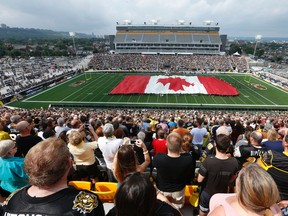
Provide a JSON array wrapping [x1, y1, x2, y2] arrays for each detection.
[[67, 125, 100, 183]]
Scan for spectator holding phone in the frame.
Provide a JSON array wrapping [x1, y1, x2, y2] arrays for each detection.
[[113, 139, 150, 183]]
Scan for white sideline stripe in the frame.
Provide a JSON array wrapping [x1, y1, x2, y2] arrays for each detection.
[[23, 100, 287, 107], [228, 75, 277, 105]]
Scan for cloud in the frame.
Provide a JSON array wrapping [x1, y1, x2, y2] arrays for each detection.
[[0, 0, 287, 37]]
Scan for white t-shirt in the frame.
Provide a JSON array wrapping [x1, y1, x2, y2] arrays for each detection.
[[98, 137, 123, 170]]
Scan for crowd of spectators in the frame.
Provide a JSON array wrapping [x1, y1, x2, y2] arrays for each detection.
[[0, 105, 288, 215], [88, 53, 249, 73], [0, 56, 89, 99]]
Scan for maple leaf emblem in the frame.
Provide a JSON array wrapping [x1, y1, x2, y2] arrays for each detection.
[[157, 77, 194, 91]]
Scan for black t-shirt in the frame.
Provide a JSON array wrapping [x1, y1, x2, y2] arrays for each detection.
[[262, 150, 288, 200], [198, 155, 239, 196], [234, 144, 267, 166], [15, 135, 43, 157], [153, 153, 194, 192], [0, 186, 105, 216]]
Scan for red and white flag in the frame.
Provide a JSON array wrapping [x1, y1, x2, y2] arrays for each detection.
[[110, 75, 238, 96]]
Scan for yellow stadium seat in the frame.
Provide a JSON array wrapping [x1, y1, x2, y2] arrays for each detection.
[[185, 185, 199, 205], [94, 182, 117, 203], [68, 181, 92, 191]]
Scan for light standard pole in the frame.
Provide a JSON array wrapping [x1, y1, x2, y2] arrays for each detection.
[[69, 32, 78, 59], [253, 35, 262, 59]]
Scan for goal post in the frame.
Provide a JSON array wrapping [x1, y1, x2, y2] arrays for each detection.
[[85, 71, 92, 81], [244, 73, 251, 83]]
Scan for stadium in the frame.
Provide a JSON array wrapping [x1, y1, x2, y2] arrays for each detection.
[[1, 22, 287, 111], [1, 23, 288, 216]]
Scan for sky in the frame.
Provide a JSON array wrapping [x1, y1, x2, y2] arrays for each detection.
[[0, 0, 287, 38]]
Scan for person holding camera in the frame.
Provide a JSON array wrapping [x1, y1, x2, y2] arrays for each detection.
[[112, 139, 150, 183], [67, 125, 100, 183]]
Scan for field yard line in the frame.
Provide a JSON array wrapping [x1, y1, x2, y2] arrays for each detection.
[[210, 95, 217, 104], [23, 74, 83, 102], [184, 95, 188, 104], [128, 95, 133, 104], [228, 75, 277, 105], [219, 95, 228, 105], [229, 95, 239, 105], [256, 76, 288, 94], [63, 74, 107, 102], [147, 94, 150, 103], [23, 100, 286, 107], [137, 96, 140, 103], [227, 75, 259, 104], [202, 95, 207, 104], [90, 74, 117, 102], [194, 95, 198, 104]]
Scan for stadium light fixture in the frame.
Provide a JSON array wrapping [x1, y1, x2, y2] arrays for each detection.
[[177, 19, 185, 25], [204, 20, 212, 25], [150, 19, 159, 25], [123, 19, 132, 25]]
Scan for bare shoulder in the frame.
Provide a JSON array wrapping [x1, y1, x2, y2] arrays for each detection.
[[208, 205, 226, 216]]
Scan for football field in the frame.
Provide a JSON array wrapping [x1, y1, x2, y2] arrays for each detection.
[[9, 72, 288, 110]]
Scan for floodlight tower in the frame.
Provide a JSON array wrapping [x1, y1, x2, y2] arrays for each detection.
[[123, 19, 132, 25], [69, 32, 78, 59], [177, 19, 186, 25], [253, 35, 262, 58], [150, 19, 159, 25]]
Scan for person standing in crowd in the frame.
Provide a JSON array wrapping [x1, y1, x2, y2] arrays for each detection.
[[0, 138, 105, 215], [234, 131, 266, 166], [209, 163, 282, 216], [152, 128, 167, 155], [67, 126, 100, 183], [262, 128, 284, 153], [0, 140, 28, 200], [98, 123, 123, 181], [112, 139, 150, 183], [258, 132, 288, 200], [14, 120, 42, 157], [173, 119, 190, 138], [0, 122, 10, 141], [157, 117, 169, 134], [106, 172, 181, 216], [190, 117, 208, 159], [153, 132, 194, 209], [54, 117, 70, 138], [197, 134, 239, 216]]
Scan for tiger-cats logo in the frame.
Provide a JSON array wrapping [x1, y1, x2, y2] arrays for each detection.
[[73, 191, 99, 213]]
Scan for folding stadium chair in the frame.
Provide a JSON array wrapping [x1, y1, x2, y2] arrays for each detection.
[[185, 185, 199, 205], [68, 181, 92, 191], [93, 182, 117, 203]]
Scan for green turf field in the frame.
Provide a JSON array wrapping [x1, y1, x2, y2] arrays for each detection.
[[8, 72, 288, 110]]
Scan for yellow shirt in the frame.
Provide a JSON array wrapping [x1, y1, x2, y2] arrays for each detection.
[[0, 131, 10, 141]]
